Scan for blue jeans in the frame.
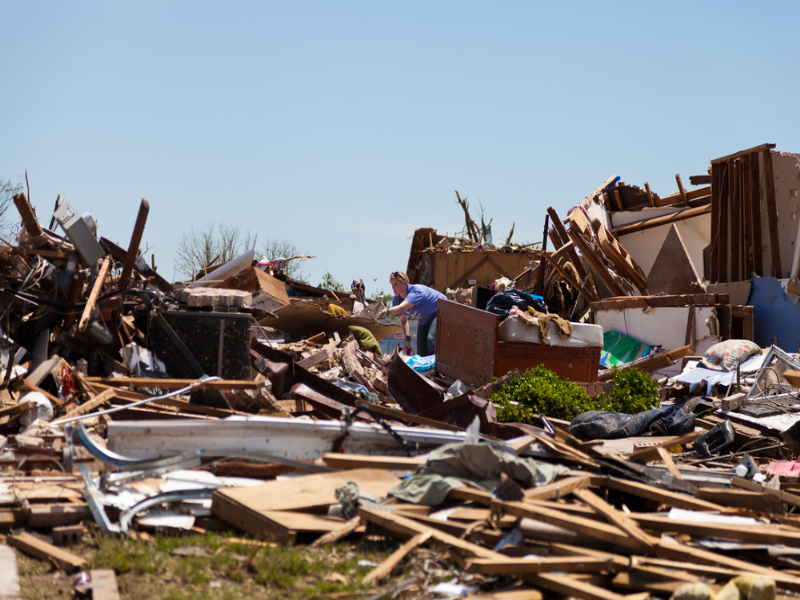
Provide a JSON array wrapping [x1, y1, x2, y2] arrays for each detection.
[[416, 316, 437, 357]]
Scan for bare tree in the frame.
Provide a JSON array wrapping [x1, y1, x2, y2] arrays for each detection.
[[174, 223, 258, 280], [259, 237, 309, 281], [0, 178, 23, 241], [175, 223, 307, 281]]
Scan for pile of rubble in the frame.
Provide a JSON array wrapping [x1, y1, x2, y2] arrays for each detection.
[[2, 143, 800, 599]]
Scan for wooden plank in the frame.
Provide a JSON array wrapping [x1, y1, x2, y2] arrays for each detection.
[[609, 204, 711, 237], [78, 256, 111, 333], [572, 488, 656, 548], [309, 516, 361, 547], [710, 162, 721, 281], [523, 476, 590, 501], [689, 175, 712, 186], [595, 225, 647, 292], [462, 590, 543, 600], [597, 477, 724, 512], [732, 475, 800, 509], [729, 160, 740, 281], [695, 488, 784, 513], [644, 182, 654, 207], [763, 148, 782, 277], [118, 199, 149, 291], [567, 226, 625, 297], [354, 399, 463, 432], [590, 294, 728, 311], [742, 153, 753, 278], [718, 162, 730, 283], [613, 189, 624, 211], [59, 388, 116, 420], [675, 174, 688, 206], [90, 569, 121, 600], [85, 377, 263, 390], [362, 531, 431, 583], [547, 207, 595, 298], [711, 143, 776, 164], [542, 252, 595, 303], [750, 152, 763, 276], [8, 531, 85, 573], [465, 556, 613, 575], [320, 453, 425, 471], [655, 446, 683, 480], [631, 513, 800, 546]]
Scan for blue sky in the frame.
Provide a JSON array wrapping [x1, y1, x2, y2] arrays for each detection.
[[2, 1, 798, 295]]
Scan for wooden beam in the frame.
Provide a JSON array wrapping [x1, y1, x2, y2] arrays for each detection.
[[8, 531, 85, 573], [465, 556, 613, 576], [59, 388, 116, 420], [689, 175, 712, 185], [321, 453, 425, 470], [568, 227, 625, 296], [763, 148, 782, 277], [609, 205, 711, 237], [717, 161, 729, 283], [572, 488, 656, 549], [12, 193, 43, 237], [118, 199, 149, 291], [711, 143, 775, 164], [523, 476, 590, 501], [78, 256, 111, 333], [84, 377, 264, 390], [542, 252, 595, 304], [546, 207, 595, 298], [362, 531, 431, 583], [643, 182, 654, 207], [596, 477, 724, 512], [742, 153, 753, 278], [750, 152, 763, 276], [612, 190, 624, 211], [354, 399, 463, 432], [729, 160, 740, 281], [675, 174, 688, 206], [710, 162, 720, 282]]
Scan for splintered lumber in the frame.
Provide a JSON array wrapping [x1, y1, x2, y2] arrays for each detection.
[[609, 204, 711, 237], [13, 193, 42, 237], [596, 477, 724, 512], [8, 531, 86, 573], [60, 388, 116, 420], [90, 569, 121, 600], [310, 517, 362, 547], [655, 446, 683, 480], [78, 256, 111, 333], [546, 207, 596, 299], [567, 225, 625, 297], [542, 252, 595, 303], [320, 453, 425, 470], [630, 513, 800, 547], [572, 488, 656, 549], [118, 199, 149, 291], [362, 531, 432, 583], [465, 556, 613, 575], [354, 399, 463, 432]]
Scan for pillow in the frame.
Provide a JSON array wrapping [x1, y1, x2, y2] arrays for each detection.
[[348, 326, 382, 356], [701, 340, 761, 372]]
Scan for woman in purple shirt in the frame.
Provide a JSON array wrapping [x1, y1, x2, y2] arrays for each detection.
[[386, 270, 446, 357]]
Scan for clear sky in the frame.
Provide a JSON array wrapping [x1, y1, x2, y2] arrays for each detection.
[[2, 1, 798, 296]]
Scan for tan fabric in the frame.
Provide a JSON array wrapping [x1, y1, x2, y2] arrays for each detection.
[[517, 308, 573, 343]]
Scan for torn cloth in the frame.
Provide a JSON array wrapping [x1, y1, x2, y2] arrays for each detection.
[[517, 309, 573, 342], [390, 442, 566, 506]]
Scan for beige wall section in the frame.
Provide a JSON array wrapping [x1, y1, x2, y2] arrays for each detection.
[[616, 214, 710, 278], [759, 152, 800, 278]]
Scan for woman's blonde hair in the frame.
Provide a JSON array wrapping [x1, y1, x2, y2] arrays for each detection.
[[389, 270, 409, 283]]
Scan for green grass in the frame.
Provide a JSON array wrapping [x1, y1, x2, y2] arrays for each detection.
[[17, 530, 423, 600]]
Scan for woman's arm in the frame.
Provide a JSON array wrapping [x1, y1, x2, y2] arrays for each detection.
[[400, 315, 409, 338], [388, 299, 414, 316]]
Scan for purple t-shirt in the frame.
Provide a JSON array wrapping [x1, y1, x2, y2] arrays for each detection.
[[392, 284, 446, 324]]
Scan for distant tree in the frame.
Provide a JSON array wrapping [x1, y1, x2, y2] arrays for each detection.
[[175, 223, 257, 280], [175, 223, 308, 281], [0, 178, 24, 240], [259, 237, 310, 281], [318, 271, 345, 292]]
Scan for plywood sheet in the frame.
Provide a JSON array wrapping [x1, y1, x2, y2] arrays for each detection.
[[213, 468, 399, 513], [431, 252, 534, 292], [646, 224, 702, 295], [436, 298, 498, 386]]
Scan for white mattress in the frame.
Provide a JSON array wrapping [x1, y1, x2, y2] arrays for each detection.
[[498, 315, 604, 348]]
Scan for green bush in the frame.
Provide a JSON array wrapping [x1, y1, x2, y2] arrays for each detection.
[[490, 365, 594, 423], [595, 367, 660, 414]]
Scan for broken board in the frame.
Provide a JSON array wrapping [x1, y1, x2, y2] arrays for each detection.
[[212, 469, 399, 543], [646, 224, 703, 295]]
